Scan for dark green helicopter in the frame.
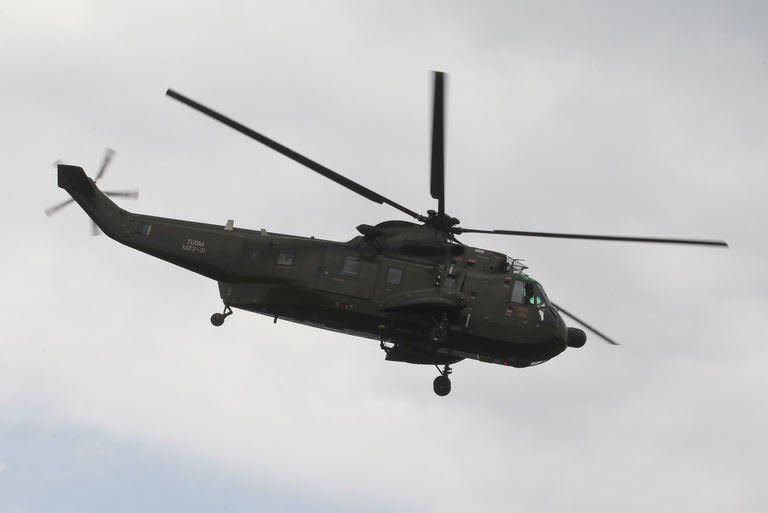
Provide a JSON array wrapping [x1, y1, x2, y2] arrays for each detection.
[[52, 72, 727, 396]]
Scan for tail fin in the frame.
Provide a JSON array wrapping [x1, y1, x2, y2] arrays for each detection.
[[58, 165, 96, 197], [57, 164, 124, 236]]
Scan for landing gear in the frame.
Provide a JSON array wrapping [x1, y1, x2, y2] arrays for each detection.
[[433, 364, 452, 397], [210, 305, 233, 327], [428, 312, 449, 350], [429, 322, 448, 345]]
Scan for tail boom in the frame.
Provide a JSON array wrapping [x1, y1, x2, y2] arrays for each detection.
[[57, 165, 252, 281]]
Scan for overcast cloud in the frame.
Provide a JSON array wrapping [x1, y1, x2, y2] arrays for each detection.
[[1, 1, 766, 512]]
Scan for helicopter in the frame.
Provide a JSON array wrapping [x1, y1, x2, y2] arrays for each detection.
[[53, 71, 727, 396]]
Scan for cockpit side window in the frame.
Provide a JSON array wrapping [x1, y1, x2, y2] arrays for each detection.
[[524, 282, 546, 306], [512, 280, 545, 306]]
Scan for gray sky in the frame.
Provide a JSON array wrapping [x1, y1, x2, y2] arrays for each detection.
[[1, 1, 766, 512]]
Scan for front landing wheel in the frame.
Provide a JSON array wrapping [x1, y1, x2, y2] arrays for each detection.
[[433, 375, 451, 396]]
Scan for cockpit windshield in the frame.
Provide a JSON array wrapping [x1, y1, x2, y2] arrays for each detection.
[[510, 279, 546, 306]]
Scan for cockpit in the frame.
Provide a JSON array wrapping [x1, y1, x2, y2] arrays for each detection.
[[510, 278, 547, 307], [509, 276, 560, 328]]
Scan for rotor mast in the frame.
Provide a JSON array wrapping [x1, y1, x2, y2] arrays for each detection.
[[430, 71, 445, 218], [427, 71, 460, 234]]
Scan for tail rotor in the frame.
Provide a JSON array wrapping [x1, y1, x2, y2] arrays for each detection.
[[45, 149, 139, 235]]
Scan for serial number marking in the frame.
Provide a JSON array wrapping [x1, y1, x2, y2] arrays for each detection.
[[181, 238, 207, 254]]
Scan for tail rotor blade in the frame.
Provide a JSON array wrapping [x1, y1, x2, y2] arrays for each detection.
[[430, 71, 445, 216], [104, 190, 139, 199], [94, 148, 116, 182], [553, 303, 620, 345], [44, 198, 75, 217]]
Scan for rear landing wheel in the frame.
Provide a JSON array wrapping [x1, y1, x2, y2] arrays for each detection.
[[433, 375, 451, 396]]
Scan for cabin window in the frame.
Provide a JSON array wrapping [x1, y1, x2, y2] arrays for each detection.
[[276, 249, 296, 266], [386, 267, 403, 285], [340, 256, 361, 276]]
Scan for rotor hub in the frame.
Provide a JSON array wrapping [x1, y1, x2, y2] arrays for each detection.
[[426, 210, 460, 233]]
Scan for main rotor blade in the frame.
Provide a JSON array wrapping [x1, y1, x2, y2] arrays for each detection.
[[430, 71, 445, 216], [454, 227, 728, 247], [45, 198, 75, 217], [166, 89, 424, 222], [91, 220, 100, 236], [94, 148, 116, 182], [103, 190, 139, 199], [552, 303, 619, 345]]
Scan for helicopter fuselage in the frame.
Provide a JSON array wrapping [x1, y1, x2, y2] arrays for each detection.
[[59, 164, 568, 368]]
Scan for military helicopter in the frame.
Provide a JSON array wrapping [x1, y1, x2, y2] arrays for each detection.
[[53, 72, 727, 396]]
